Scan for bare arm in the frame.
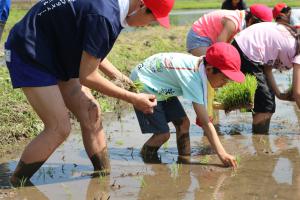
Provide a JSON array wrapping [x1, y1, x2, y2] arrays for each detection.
[[292, 63, 300, 108], [79, 51, 156, 113], [263, 65, 282, 98], [264, 65, 293, 101], [217, 18, 237, 43], [193, 102, 237, 168], [98, 58, 133, 84]]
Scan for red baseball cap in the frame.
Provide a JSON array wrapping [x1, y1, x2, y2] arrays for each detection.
[[143, 0, 175, 29], [206, 42, 245, 83], [250, 4, 273, 22], [272, 3, 288, 19]]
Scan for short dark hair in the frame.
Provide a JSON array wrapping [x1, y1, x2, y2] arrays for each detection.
[[203, 57, 221, 74], [280, 6, 291, 15], [245, 11, 263, 25]]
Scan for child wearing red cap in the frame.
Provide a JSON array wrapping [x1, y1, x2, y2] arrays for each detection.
[[273, 2, 300, 28], [186, 4, 272, 56], [5, 0, 175, 186], [130, 42, 244, 169], [231, 21, 300, 133]]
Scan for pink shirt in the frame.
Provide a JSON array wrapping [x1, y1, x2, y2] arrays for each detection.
[[192, 10, 245, 43], [235, 22, 300, 71]]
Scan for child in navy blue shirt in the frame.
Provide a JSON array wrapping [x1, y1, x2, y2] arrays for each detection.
[[6, 0, 175, 186]]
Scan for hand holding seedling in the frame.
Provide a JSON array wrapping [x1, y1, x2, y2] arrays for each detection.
[[219, 152, 238, 169], [132, 93, 157, 114]]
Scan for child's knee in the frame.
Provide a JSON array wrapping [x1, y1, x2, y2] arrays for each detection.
[[181, 117, 190, 130], [159, 133, 170, 143], [81, 99, 103, 131], [173, 117, 190, 132], [47, 117, 71, 141]]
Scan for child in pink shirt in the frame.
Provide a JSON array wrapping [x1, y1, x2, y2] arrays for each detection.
[[232, 22, 300, 133], [186, 4, 272, 56]]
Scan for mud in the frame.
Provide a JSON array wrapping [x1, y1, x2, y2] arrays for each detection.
[[1, 72, 300, 200]]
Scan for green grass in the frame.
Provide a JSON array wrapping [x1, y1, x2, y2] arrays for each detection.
[[0, 67, 42, 148], [214, 75, 257, 113]]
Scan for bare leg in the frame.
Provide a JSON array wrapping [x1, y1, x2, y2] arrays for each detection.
[[173, 117, 191, 156], [58, 79, 109, 174], [252, 112, 273, 134], [141, 133, 170, 163], [11, 86, 71, 185], [189, 46, 208, 57]]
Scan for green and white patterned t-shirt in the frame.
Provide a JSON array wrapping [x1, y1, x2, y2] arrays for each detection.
[[130, 53, 207, 105]]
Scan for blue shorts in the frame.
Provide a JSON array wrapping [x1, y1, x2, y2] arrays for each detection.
[[5, 43, 57, 88], [134, 97, 187, 134], [0, 0, 10, 23], [186, 28, 212, 53]]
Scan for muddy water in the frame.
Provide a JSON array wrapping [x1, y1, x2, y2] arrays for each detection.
[[1, 72, 300, 200]]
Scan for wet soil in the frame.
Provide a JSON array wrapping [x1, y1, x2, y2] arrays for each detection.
[[1, 72, 300, 200]]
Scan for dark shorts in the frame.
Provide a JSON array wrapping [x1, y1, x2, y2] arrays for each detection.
[[134, 97, 187, 134], [232, 40, 275, 113], [5, 43, 57, 88]]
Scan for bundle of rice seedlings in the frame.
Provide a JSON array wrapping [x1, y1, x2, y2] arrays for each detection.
[[109, 75, 144, 93], [214, 75, 257, 113], [128, 80, 144, 93]]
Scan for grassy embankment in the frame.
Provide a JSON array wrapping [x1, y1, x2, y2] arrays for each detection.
[[1, 0, 300, 155]]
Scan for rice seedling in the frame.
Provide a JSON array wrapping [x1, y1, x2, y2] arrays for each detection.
[[158, 93, 173, 101], [111, 77, 144, 93], [97, 171, 106, 183], [129, 80, 144, 93], [199, 155, 210, 164], [236, 155, 241, 166], [115, 140, 124, 146], [214, 75, 257, 113], [18, 177, 27, 188], [136, 176, 146, 188], [170, 163, 182, 179], [61, 183, 73, 200]]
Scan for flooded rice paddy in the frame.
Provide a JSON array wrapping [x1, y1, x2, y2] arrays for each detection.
[[1, 72, 300, 199]]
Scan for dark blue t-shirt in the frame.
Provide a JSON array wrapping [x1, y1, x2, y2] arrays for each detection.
[[7, 0, 123, 80]]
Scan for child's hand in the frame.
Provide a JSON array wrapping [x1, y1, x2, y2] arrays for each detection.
[[279, 90, 294, 101], [219, 153, 238, 169], [133, 93, 157, 114]]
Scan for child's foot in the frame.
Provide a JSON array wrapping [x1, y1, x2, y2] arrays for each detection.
[[9, 175, 34, 188], [90, 147, 111, 176], [176, 155, 191, 164], [140, 145, 161, 163]]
